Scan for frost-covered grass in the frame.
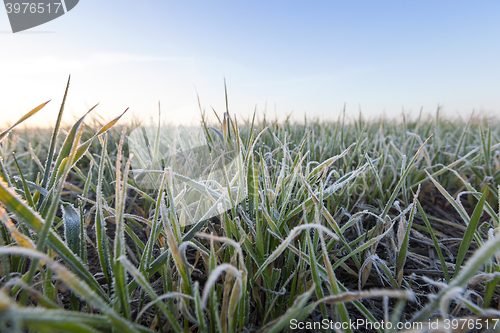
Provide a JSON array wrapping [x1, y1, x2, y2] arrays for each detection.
[[1, 79, 500, 332]]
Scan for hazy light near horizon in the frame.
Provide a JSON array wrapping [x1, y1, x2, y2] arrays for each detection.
[[1, 1, 499, 128]]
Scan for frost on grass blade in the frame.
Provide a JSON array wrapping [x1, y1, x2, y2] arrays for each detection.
[[61, 203, 81, 256], [128, 123, 247, 226]]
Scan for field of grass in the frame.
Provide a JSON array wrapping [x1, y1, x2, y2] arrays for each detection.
[[1, 81, 500, 332]]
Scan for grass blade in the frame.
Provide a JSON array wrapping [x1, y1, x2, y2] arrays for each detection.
[[0, 100, 50, 142], [454, 186, 488, 278]]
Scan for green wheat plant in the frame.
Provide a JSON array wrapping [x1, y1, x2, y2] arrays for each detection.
[[0, 79, 500, 332]]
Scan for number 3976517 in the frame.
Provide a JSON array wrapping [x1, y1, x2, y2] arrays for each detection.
[[5, 2, 62, 14]]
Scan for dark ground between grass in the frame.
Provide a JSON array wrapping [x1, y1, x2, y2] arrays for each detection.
[[1, 94, 500, 333]]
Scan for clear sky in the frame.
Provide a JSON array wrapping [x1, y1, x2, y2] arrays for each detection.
[[1, 0, 499, 127]]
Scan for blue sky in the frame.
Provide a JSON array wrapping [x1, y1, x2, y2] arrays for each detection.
[[1, 1, 499, 127]]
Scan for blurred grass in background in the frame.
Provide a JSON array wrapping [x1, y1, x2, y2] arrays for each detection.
[[1, 79, 500, 332]]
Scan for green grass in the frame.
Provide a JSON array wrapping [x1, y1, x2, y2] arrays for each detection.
[[1, 80, 500, 332]]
